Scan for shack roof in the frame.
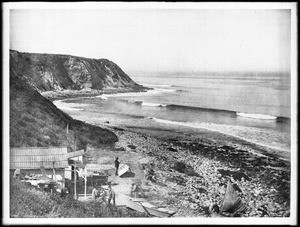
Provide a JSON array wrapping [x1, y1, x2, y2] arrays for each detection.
[[10, 147, 84, 169]]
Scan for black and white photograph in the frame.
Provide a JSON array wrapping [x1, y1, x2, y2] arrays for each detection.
[[2, 2, 297, 225]]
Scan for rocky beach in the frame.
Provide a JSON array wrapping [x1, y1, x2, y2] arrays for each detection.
[[55, 93, 291, 218]]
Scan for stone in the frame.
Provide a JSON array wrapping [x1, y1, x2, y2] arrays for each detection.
[[190, 203, 199, 210]]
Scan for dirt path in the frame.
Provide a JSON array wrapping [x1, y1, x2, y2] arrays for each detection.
[[84, 138, 148, 197]]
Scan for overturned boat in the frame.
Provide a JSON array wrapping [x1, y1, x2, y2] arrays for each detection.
[[120, 194, 176, 218]]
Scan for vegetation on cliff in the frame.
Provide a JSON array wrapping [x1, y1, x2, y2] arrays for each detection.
[[10, 65, 118, 149]]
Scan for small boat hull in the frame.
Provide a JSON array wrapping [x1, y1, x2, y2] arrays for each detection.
[[118, 164, 131, 177], [141, 203, 176, 218], [121, 195, 147, 213], [121, 194, 176, 217]]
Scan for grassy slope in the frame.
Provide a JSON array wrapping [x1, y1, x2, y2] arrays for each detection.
[[10, 179, 148, 218], [9, 66, 118, 150]]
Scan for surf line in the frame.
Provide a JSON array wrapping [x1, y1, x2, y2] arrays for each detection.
[[149, 117, 289, 153]]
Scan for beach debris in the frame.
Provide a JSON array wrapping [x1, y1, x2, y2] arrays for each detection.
[[220, 181, 246, 214], [166, 146, 177, 152], [218, 169, 250, 181], [171, 161, 199, 177], [165, 175, 186, 186], [114, 146, 125, 151], [144, 168, 156, 182], [128, 144, 137, 150], [190, 203, 199, 210]]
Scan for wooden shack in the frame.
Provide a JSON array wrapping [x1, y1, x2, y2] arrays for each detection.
[[10, 147, 85, 188]]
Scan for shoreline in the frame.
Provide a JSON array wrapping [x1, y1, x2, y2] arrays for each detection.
[[47, 88, 290, 162], [87, 122, 290, 217], [45, 88, 290, 217]]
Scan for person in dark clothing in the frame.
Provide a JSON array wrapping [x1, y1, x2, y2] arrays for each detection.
[[115, 157, 120, 176]]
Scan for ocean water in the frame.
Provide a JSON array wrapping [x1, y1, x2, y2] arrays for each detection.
[[54, 71, 291, 154]]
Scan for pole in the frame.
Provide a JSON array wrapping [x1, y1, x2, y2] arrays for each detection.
[[74, 130, 77, 200], [53, 168, 56, 181], [74, 162, 77, 200], [84, 176, 87, 200]]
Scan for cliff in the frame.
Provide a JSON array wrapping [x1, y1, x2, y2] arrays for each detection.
[[10, 64, 118, 149], [9, 50, 146, 93]]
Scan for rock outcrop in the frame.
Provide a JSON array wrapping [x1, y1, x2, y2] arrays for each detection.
[[10, 49, 146, 93]]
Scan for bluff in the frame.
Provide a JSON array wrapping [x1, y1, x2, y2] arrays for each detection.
[[9, 50, 146, 93], [10, 63, 118, 149]]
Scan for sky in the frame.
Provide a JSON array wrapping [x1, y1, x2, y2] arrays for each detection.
[[9, 7, 291, 72]]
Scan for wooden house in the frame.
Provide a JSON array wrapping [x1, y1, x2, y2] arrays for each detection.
[[10, 147, 85, 187]]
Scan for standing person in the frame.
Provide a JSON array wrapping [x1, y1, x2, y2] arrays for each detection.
[[115, 157, 120, 176], [92, 185, 100, 200], [107, 184, 116, 207]]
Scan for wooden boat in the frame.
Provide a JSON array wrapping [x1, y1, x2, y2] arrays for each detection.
[[121, 194, 176, 217], [140, 202, 177, 218], [120, 194, 148, 213], [118, 164, 131, 177]]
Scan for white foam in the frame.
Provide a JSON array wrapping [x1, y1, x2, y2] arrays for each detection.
[[96, 88, 176, 100], [150, 117, 290, 153], [98, 95, 108, 100], [141, 102, 167, 107], [237, 112, 277, 120], [142, 83, 173, 88], [53, 100, 88, 111]]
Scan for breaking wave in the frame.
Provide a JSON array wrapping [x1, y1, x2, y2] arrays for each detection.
[[53, 100, 87, 111], [142, 102, 167, 107], [124, 101, 289, 121], [237, 112, 277, 120], [96, 87, 176, 99], [121, 99, 166, 107]]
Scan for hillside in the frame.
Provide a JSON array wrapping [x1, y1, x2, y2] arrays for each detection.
[[10, 65, 118, 149], [9, 50, 146, 93]]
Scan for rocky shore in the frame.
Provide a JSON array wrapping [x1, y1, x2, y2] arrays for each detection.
[[46, 89, 291, 218], [83, 123, 291, 218]]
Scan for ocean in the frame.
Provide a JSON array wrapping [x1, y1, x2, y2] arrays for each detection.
[[54, 71, 291, 154]]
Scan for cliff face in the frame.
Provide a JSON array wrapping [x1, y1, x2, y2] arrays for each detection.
[[10, 50, 144, 92], [10, 64, 118, 149]]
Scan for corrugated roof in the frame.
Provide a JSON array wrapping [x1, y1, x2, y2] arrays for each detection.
[[10, 147, 67, 156], [10, 147, 70, 169]]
